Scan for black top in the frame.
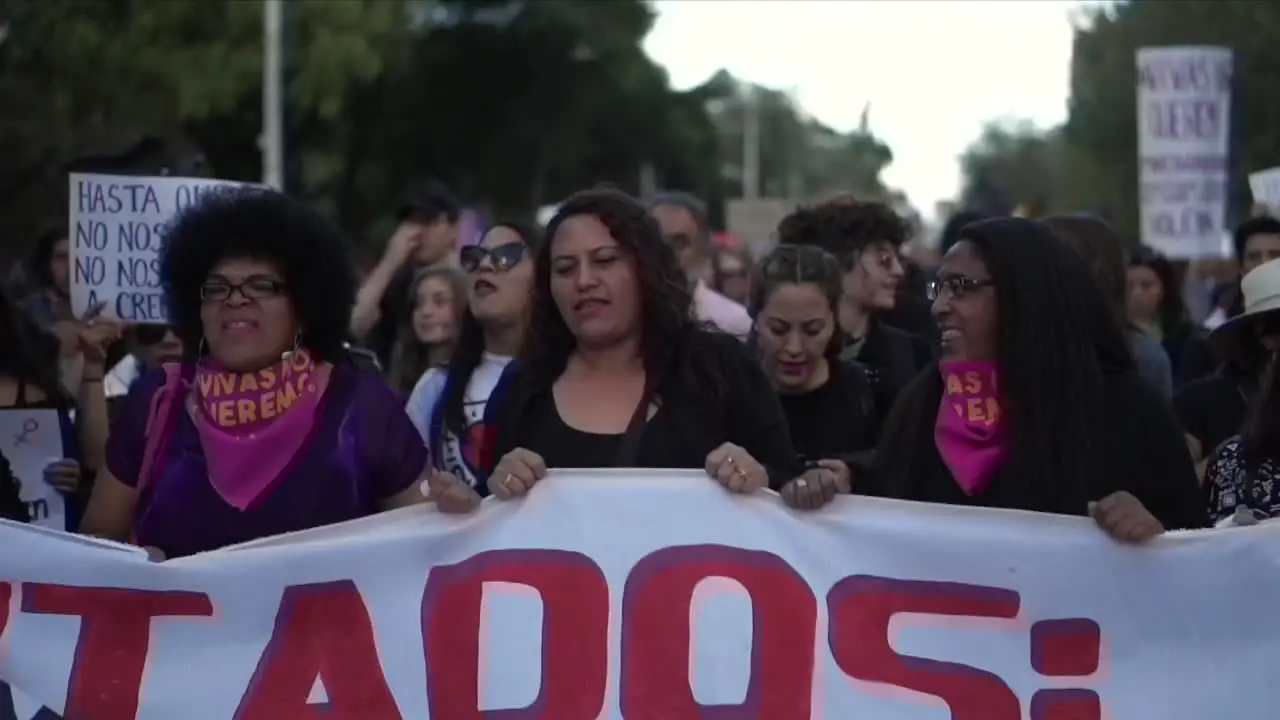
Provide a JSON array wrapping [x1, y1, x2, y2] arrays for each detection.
[[0, 450, 27, 522], [490, 330, 802, 489], [1174, 371, 1254, 459], [779, 359, 879, 472], [840, 319, 933, 422], [872, 367, 1210, 529]]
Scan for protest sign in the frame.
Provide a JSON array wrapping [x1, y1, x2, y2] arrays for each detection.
[[0, 410, 64, 531], [1136, 46, 1235, 259], [68, 174, 251, 323], [1, 471, 1278, 719], [1249, 167, 1280, 216]]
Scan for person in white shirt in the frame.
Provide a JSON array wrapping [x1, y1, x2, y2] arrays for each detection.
[[649, 191, 752, 339], [103, 325, 184, 400], [406, 221, 540, 490]]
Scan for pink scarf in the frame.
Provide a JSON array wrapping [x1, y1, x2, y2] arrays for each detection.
[[192, 350, 329, 510], [934, 361, 1005, 496]]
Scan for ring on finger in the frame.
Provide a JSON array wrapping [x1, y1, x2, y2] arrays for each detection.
[[796, 478, 808, 489], [504, 473, 515, 488]]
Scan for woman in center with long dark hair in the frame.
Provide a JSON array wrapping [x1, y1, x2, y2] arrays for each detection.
[[430, 189, 801, 503], [873, 218, 1208, 539]]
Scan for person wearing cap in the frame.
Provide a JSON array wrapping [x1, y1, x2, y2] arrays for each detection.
[[1200, 257, 1280, 524], [1180, 257, 1280, 487], [350, 180, 461, 369], [649, 191, 752, 339]]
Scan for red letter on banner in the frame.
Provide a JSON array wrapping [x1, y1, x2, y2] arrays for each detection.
[[827, 576, 1021, 719], [422, 549, 609, 719], [22, 583, 214, 720], [0, 582, 10, 637], [235, 580, 398, 719], [619, 545, 817, 719]]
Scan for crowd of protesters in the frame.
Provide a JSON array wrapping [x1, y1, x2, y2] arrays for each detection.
[[5, 177, 1280, 560]]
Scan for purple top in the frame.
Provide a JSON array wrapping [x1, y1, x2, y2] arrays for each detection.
[[106, 363, 427, 558]]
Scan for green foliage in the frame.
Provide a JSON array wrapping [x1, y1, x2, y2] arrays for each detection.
[[960, 0, 1280, 238], [0, 0, 898, 264]]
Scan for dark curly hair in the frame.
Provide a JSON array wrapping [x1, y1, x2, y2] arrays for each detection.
[[524, 189, 727, 398], [776, 195, 909, 268], [877, 217, 1136, 513], [441, 220, 542, 438], [750, 244, 845, 361], [158, 188, 357, 363]]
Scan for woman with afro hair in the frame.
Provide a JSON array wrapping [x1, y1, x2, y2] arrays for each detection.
[[81, 188, 428, 558]]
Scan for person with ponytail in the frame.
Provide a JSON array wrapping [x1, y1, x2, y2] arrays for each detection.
[[80, 189, 428, 559], [750, 244, 877, 509], [406, 221, 540, 504]]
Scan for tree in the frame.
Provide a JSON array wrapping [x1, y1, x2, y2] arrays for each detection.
[[0, 0, 725, 262], [1062, 0, 1280, 239], [704, 73, 894, 205], [959, 121, 1062, 216]]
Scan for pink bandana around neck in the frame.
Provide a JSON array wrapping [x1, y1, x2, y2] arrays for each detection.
[[934, 360, 1006, 496], [192, 350, 329, 510]]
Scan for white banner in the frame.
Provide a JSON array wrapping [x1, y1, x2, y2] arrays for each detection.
[[0, 410, 65, 531], [1136, 46, 1234, 259], [68, 174, 252, 323], [1, 471, 1277, 719]]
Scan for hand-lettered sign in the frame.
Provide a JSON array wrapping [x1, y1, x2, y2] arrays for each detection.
[[68, 173, 253, 324]]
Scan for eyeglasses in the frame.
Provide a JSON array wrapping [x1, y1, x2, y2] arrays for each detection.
[[459, 242, 527, 273], [199, 278, 287, 303], [927, 276, 994, 301]]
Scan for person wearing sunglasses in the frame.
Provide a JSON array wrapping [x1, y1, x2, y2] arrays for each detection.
[[103, 324, 185, 402], [872, 218, 1207, 540], [406, 221, 541, 508], [80, 189, 428, 559]]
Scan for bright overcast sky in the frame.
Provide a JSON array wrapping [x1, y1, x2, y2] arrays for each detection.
[[644, 0, 1081, 218]]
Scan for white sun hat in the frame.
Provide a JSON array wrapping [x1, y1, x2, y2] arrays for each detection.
[[1208, 257, 1280, 358]]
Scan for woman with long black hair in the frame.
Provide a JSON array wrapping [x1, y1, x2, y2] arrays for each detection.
[[1128, 245, 1197, 384], [425, 189, 801, 509], [0, 285, 116, 529], [874, 218, 1208, 540], [406, 221, 540, 499]]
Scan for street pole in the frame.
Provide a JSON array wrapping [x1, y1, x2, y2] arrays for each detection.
[[742, 85, 760, 200], [262, 0, 284, 190]]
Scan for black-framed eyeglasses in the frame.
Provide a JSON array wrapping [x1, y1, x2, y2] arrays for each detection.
[[200, 278, 287, 303], [927, 275, 994, 301], [459, 242, 527, 273]]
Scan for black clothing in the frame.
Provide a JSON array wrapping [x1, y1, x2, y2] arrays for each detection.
[[1178, 332, 1221, 386], [872, 367, 1209, 530], [491, 330, 801, 489], [779, 359, 878, 473], [840, 319, 933, 423], [0, 450, 28, 522], [1174, 371, 1254, 458]]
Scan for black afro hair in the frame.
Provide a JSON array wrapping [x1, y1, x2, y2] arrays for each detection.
[[158, 188, 357, 363]]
